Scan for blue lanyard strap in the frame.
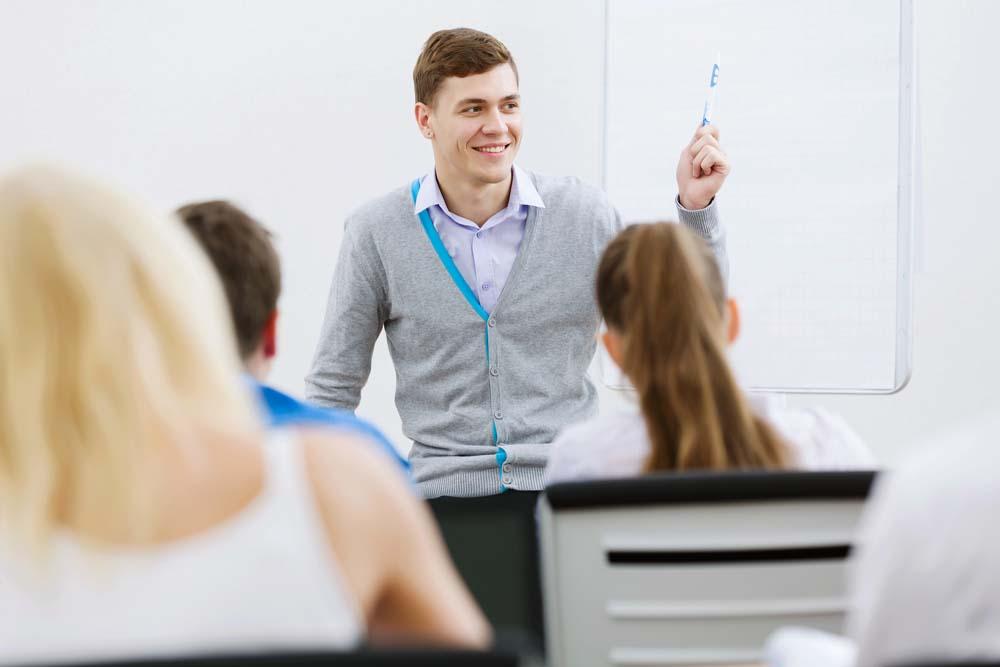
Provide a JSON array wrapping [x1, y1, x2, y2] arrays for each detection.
[[410, 178, 489, 322], [410, 178, 505, 490]]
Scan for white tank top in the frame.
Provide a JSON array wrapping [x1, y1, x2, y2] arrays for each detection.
[[0, 431, 363, 665]]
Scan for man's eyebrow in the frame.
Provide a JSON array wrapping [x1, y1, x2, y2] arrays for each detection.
[[454, 94, 521, 108], [455, 98, 487, 108]]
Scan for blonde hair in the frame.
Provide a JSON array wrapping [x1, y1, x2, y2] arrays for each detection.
[[0, 166, 259, 553], [596, 222, 789, 472]]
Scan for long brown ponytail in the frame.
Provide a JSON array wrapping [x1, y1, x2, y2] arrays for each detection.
[[596, 223, 789, 472]]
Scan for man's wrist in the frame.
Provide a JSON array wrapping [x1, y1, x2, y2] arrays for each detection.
[[677, 194, 715, 211]]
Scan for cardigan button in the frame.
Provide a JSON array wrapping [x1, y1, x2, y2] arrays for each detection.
[[494, 410, 503, 420], [488, 318, 496, 327], [490, 367, 499, 377]]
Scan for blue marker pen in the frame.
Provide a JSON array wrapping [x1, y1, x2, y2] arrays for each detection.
[[702, 53, 721, 126]]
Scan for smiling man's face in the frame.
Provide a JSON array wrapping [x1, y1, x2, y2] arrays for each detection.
[[422, 63, 522, 187]]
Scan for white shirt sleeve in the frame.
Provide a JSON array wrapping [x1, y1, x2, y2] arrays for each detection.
[[801, 407, 877, 469], [850, 414, 1000, 667], [544, 425, 605, 486], [762, 400, 877, 470], [543, 411, 651, 486], [764, 626, 856, 667]]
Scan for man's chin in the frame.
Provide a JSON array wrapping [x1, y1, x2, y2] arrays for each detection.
[[472, 164, 514, 185]]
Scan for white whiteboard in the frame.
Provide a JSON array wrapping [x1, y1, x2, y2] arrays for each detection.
[[605, 0, 915, 393]]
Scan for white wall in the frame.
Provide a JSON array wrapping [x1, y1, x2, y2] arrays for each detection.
[[0, 0, 606, 454], [1, 1, 996, 466]]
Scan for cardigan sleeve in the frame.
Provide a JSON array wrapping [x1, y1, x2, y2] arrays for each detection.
[[676, 196, 729, 286], [305, 216, 387, 412]]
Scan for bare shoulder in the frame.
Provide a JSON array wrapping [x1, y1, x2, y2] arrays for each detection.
[[293, 427, 418, 614], [296, 427, 412, 516]]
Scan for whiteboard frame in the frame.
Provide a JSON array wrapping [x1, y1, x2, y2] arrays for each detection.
[[600, 0, 916, 395]]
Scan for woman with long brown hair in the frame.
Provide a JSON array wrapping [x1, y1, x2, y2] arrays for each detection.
[[544, 222, 873, 484]]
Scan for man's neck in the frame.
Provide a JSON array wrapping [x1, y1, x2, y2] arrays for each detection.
[[435, 166, 513, 227], [243, 351, 271, 384]]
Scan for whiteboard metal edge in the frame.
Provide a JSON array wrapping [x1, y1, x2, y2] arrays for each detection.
[[603, 0, 917, 395], [892, 0, 916, 394], [601, 0, 611, 191]]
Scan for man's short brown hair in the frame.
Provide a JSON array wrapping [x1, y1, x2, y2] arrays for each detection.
[[413, 28, 518, 107], [176, 201, 281, 360]]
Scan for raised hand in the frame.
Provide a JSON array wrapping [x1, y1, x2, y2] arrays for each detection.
[[676, 125, 731, 210]]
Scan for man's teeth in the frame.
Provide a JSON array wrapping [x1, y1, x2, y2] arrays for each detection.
[[476, 145, 506, 153]]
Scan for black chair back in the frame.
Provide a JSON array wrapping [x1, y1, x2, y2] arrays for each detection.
[[32, 648, 520, 667], [428, 491, 544, 657], [544, 469, 878, 510]]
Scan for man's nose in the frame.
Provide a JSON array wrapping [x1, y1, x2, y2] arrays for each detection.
[[482, 108, 508, 135]]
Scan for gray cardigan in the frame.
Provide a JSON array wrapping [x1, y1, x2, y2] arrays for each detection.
[[305, 172, 726, 497]]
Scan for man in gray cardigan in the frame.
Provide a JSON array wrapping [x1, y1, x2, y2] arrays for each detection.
[[306, 28, 730, 498]]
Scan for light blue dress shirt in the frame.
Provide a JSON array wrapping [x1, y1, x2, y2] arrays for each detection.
[[413, 165, 545, 314]]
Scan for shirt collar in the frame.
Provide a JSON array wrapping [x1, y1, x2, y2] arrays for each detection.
[[413, 170, 444, 214], [413, 164, 546, 214], [511, 164, 545, 209]]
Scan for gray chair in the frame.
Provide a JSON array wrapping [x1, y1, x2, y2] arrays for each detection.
[[539, 470, 877, 667]]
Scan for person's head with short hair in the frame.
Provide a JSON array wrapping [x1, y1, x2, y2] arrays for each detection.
[[596, 222, 789, 472], [413, 28, 521, 189], [176, 201, 281, 381], [0, 166, 258, 554]]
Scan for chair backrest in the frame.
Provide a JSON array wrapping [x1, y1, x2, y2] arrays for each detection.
[[37, 648, 520, 667], [428, 491, 544, 656], [539, 470, 878, 667]]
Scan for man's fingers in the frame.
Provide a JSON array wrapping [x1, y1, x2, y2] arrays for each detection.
[[692, 124, 721, 143], [701, 153, 716, 176], [693, 145, 716, 175], [684, 125, 725, 178], [689, 133, 721, 157], [715, 149, 731, 175], [694, 146, 729, 177]]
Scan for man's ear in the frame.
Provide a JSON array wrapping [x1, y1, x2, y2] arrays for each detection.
[[726, 298, 741, 344], [602, 328, 625, 369], [262, 310, 278, 359], [414, 102, 434, 139]]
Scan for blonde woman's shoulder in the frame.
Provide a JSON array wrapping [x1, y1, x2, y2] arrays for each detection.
[[296, 427, 410, 606], [295, 427, 491, 648], [752, 396, 877, 470], [544, 408, 650, 486]]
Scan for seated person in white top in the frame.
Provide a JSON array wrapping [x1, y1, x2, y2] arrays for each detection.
[[0, 166, 489, 665], [765, 410, 1000, 667], [545, 222, 873, 485]]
